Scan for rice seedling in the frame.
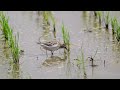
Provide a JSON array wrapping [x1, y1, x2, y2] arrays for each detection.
[[111, 17, 118, 34], [0, 12, 20, 64], [82, 11, 87, 17], [42, 11, 57, 38], [49, 12, 56, 30], [9, 34, 20, 64], [104, 11, 110, 29], [116, 26, 120, 42], [93, 11, 97, 17], [96, 11, 102, 24], [62, 23, 70, 51], [110, 17, 120, 42], [76, 49, 87, 78], [43, 11, 50, 25], [7, 28, 20, 64], [42, 11, 56, 28], [0, 11, 11, 40], [10, 33, 20, 64], [48, 12, 57, 38]]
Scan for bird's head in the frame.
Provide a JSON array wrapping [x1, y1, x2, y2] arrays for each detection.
[[60, 43, 68, 50]]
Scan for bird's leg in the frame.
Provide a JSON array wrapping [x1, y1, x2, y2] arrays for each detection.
[[51, 51, 54, 56]]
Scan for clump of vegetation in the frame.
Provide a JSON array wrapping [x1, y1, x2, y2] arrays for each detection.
[[93, 11, 97, 17], [116, 26, 120, 42], [110, 17, 120, 42], [49, 12, 56, 31], [0, 12, 20, 64], [104, 11, 110, 29], [96, 11, 102, 24], [111, 17, 118, 34], [42, 11, 56, 30], [10, 33, 20, 63], [0, 12, 11, 40], [76, 49, 86, 78], [62, 23, 70, 51], [43, 11, 50, 25]]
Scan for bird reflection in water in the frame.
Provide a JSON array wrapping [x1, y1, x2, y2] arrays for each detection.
[[42, 56, 67, 67]]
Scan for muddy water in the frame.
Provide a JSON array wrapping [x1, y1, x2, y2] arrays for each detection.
[[0, 11, 120, 79]]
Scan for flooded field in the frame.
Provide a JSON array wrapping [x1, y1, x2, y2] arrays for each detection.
[[0, 11, 120, 79]]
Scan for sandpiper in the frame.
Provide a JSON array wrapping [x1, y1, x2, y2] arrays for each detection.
[[38, 38, 67, 56]]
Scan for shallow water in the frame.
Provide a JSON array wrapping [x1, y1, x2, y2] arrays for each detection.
[[0, 11, 120, 79]]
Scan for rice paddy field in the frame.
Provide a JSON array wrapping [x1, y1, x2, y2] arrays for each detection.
[[1, 11, 120, 79]]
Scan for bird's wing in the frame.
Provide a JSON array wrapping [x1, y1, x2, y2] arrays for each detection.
[[42, 40, 59, 46], [42, 42, 53, 46]]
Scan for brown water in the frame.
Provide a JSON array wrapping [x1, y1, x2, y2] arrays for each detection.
[[0, 11, 120, 79]]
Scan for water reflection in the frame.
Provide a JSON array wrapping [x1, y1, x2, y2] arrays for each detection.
[[42, 56, 66, 67], [9, 63, 20, 79], [65, 51, 72, 78], [2, 41, 11, 59]]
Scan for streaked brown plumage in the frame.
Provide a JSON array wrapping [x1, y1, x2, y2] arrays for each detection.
[[39, 39, 67, 56]]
